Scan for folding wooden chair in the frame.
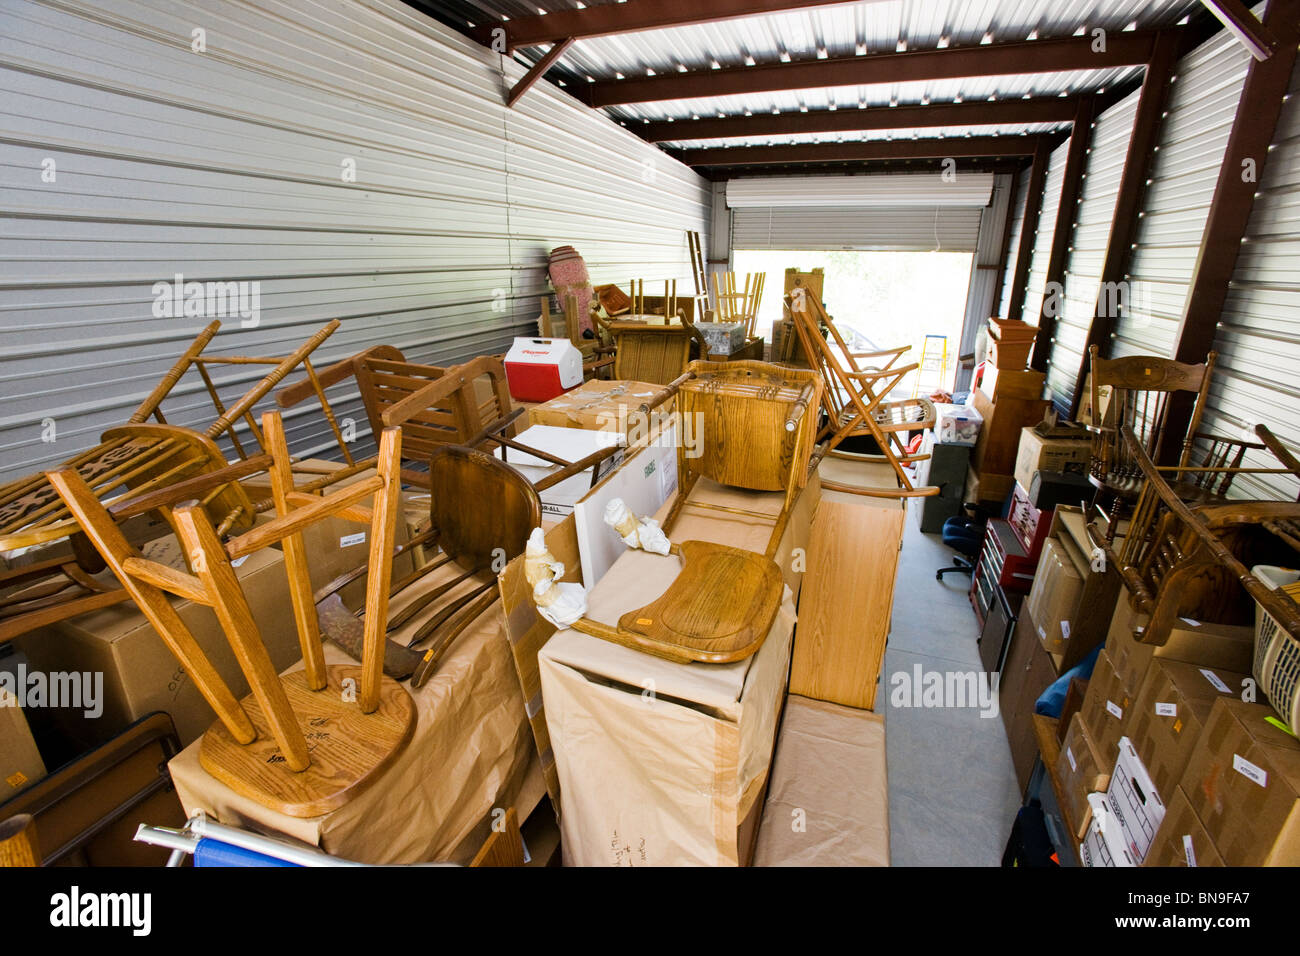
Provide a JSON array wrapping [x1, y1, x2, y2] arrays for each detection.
[[48, 411, 413, 817], [791, 299, 939, 499], [529, 360, 821, 664]]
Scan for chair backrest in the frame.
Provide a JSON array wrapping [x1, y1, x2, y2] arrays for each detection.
[[48, 410, 406, 782], [427, 445, 541, 572], [1089, 345, 1217, 473], [373, 354, 517, 461], [676, 360, 822, 495], [608, 320, 705, 384]]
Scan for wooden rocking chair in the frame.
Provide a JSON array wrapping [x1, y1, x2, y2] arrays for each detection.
[[48, 411, 413, 818], [0, 320, 342, 645], [790, 300, 939, 499], [533, 360, 821, 664]]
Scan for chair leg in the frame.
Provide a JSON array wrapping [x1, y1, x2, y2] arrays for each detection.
[[936, 554, 974, 581]]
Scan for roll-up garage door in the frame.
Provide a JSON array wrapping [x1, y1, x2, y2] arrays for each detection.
[[1044, 90, 1141, 415], [1113, 25, 1252, 358]]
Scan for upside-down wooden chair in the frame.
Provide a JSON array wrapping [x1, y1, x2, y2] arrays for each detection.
[[48, 411, 413, 817], [596, 285, 711, 386], [0, 320, 342, 644], [528, 360, 821, 664], [1085, 345, 1261, 544], [790, 300, 939, 499]]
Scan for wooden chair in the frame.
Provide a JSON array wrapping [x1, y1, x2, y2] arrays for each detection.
[[48, 411, 414, 818], [532, 361, 821, 664], [1086, 346, 1260, 543], [790, 299, 939, 499], [0, 320, 342, 645]]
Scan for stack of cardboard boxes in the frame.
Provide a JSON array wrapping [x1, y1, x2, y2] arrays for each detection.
[[1065, 587, 1300, 866]]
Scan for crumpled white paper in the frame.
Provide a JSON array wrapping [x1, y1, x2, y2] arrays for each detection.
[[524, 527, 588, 628], [603, 497, 671, 556]]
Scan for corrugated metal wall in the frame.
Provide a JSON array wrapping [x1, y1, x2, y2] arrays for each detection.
[[997, 166, 1030, 318], [1044, 90, 1140, 414], [958, 172, 1014, 391], [1201, 59, 1300, 502], [0, 0, 710, 483], [1019, 138, 1069, 327], [1112, 27, 1252, 358]]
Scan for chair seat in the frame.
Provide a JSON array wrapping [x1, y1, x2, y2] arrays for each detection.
[[612, 540, 784, 664]]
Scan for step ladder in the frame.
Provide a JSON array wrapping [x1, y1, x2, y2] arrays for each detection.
[[687, 231, 711, 318], [912, 333, 949, 398]]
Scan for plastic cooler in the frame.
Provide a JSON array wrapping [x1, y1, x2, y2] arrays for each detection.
[[1252, 565, 1300, 729], [503, 337, 583, 403]]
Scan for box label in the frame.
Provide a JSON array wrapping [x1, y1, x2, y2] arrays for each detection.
[[1155, 702, 1177, 717], [1106, 700, 1123, 720], [1233, 753, 1268, 788], [1061, 620, 1072, 641], [1066, 746, 1077, 772], [1182, 834, 1197, 867], [5, 771, 27, 789], [1199, 668, 1231, 694], [339, 531, 367, 548]]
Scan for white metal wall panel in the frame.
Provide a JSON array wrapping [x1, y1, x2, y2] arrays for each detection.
[[1045, 90, 1141, 414], [958, 173, 1014, 391], [997, 166, 1030, 318], [1113, 26, 1252, 358], [731, 204, 983, 251], [725, 173, 994, 207], [1200, 58, 1300, 502], [0, 0, 710, 482], [1019, 138, 1070, 327]]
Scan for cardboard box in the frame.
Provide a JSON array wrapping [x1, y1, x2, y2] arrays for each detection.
[[1080, 792, 1138, 867], [23, 537, 302, 748], [279, 511, 414, 612], [1127, 659, 1250, 800], [527, 378, 666, 433], [0, 687, 46, 798], [784, 267, 824, 303], [1180, 697, 1300, 866], [1105, 736, 1167, 863], [1057, 713, 1109, 839], [964, 467, 1015, 507], [752, 696, 888, 866], [496, 424, 625, 520], [1026, 537, 1084, 654], [1143, 785, 1224, 867], [539, 553, 796, 866], [1105, 590, 1255, 699], [1080, 649, 1132, 767], [1013, 426, 1092, 491]]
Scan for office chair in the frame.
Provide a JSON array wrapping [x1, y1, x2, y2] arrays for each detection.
[[936, 509, 984, 581]]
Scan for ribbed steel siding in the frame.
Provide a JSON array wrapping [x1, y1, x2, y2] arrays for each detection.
[[1113, 27, 1251, 358], [0, 0, 709, 483], [730, 205, 983, 251], [1019, 138, 1069, 326], [1200, 60, 1300, 502], [958, 173, 1013, 391], [1044, 90, 1140, 414], [997, 166, 1030, 317]]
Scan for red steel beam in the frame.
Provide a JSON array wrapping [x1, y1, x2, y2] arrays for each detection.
[[487, 0, 871, 52], [675, 135, 1048, 166], [506, 37, 575, 107], [641, 97, 1080, 143], [1199, 0, 1281, 60], [581, 31, 1162, 107]]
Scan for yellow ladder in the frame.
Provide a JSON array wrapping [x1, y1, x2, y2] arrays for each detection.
[[912, 334, 948, 398]]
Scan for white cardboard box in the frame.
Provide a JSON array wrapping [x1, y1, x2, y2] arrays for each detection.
[[1105, 735, 1168, 863], [1080, 792, 1138, 867], [496, 424, 625, 519]]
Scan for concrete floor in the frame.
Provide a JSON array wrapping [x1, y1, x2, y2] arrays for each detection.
[[881, 499, 1022, 866]]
